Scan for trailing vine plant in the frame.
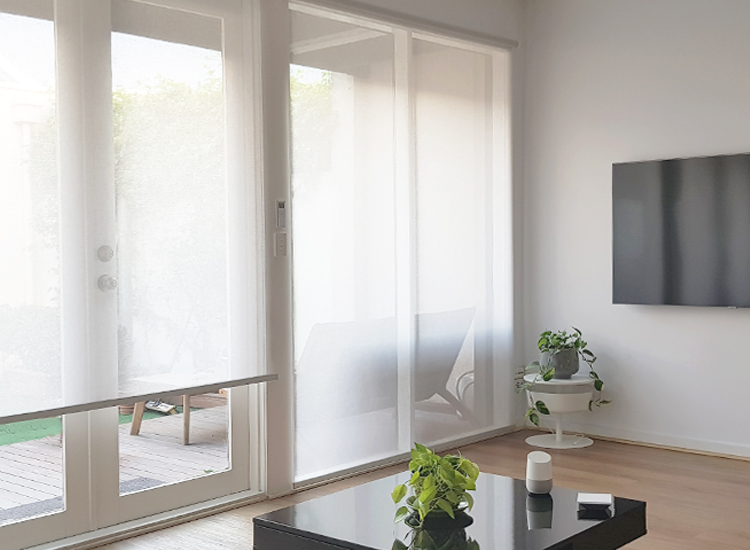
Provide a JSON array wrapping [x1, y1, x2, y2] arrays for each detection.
[[517, 327, 610, 426]]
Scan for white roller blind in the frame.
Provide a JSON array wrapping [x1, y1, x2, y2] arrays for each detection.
[[0, 2, 61, 420], [0, 0, 269, 424], [291, 4, 513, 482], [291, 9, 398, 479]]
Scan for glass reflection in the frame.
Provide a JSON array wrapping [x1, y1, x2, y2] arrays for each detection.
[[526, 494, 553, 530], [394, 525, 480, 550]]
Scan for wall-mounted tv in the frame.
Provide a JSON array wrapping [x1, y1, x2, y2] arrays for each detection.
[[613, 152, 750, 307]]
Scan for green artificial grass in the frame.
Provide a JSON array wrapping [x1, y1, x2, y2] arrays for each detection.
[[0, 407, 199, 446], [0, 417, 62, 446]]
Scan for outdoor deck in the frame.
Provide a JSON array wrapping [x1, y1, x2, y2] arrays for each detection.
[[0, 398, 228, 524]]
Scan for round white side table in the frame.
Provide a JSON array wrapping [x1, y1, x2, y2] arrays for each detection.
[[524, 373, 594, 450]]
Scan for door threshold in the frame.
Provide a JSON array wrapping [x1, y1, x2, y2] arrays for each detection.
[[29, 490, 267, 550]]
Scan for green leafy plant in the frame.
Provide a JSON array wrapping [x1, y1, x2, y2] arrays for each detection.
[[391, 444, 480, 527], [517, 327, 610, 426]]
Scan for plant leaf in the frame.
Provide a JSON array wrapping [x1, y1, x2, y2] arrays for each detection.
[[392, 540, 408, 550], [588, 400, 593, 412], [394, 506, 409, 523], [463, 460, 480, 481], [444, 490, 460, 505], [439, 463, 456, 484], [419, 485, 437, 504], [392, 484, 407, 503], [529, 411, 540, 426], [535, 401, 550, 415], [598, 400, 612, 405], [423, 473, 435, 491], [542, 369, 555, 382], [436, 498, 455, 519], [594, 379, 604, 391], [537, 335, 549, 350], [410, 470, 420, 485], [465, 492, 475, 511]]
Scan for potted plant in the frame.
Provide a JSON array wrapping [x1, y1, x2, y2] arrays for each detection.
[[391, 444, 479, 529], [519, 327, 609, 426]]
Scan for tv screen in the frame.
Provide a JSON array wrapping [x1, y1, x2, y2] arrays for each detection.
[[613, 152, 750, 307]]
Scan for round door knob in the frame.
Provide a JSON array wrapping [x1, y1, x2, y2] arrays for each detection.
[[97, 245, 114, 262], [98, 275, 118, 292]]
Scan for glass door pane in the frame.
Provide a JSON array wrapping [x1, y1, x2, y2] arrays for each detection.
[[111, 1, 230, 493], [290, 10, 398, 481]]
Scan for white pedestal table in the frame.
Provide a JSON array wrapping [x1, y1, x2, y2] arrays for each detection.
[[524, 372, 595, 449]]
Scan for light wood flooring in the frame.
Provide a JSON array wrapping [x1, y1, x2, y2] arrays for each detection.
[[93, 429, 750, 550]]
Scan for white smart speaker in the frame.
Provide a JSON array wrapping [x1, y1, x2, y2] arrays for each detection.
[[526, 451, 552, 494]]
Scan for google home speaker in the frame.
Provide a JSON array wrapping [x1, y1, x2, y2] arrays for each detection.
[[526, 451, 552, 494]]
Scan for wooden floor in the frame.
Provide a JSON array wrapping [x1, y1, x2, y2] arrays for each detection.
[[93, 429, 750, 550], [0, 403, 228, 514]]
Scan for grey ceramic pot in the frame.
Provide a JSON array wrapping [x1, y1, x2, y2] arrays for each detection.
[[550, 348, 579, 379]]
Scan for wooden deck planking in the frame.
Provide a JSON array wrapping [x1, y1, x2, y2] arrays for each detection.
[[119, 406, 229, 485], [0, 454, 63, 485], [0, 404, 229, 512], [0, 469, 62, 495]]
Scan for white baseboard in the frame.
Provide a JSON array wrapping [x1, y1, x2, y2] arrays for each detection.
[[525, 420, 750, 460]]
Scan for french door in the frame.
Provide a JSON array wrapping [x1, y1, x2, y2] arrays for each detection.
[[0, 0, 261, 547]]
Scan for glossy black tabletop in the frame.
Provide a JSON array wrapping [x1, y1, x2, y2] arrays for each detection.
[[254, 473, 646, 550]]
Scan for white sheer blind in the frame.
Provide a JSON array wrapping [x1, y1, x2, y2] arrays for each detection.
[[0, 1, 61, 421], [291, 5, 513, 482], [0, 0, 269, 424]]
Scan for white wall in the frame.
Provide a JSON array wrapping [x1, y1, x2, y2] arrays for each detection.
[[524, 0, 750, 456], [358, 0, 524, 42]]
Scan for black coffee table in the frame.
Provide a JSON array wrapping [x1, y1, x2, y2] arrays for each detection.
[[254, 473, 646, 549]]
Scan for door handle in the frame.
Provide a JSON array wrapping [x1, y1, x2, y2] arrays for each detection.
[[98, 275, 118, 292]]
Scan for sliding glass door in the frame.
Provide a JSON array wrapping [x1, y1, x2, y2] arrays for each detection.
[[290, 4, 513, 484], [290, 9, 399, 481]]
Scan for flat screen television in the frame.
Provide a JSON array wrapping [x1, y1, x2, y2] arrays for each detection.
[[613, 152, 750, 307]]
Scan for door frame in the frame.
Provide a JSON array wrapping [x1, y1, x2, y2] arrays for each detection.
[[80, 0, 264, 528]]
